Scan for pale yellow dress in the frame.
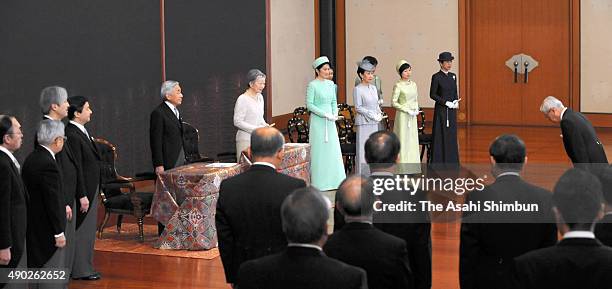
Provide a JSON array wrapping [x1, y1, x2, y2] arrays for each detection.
[[392, 80, 421, 173]]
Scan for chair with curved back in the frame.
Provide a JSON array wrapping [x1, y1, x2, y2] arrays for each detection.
[[95, 138, 156, 242], [336, 103, 356, 173], [418, 110, 433, 163], [286, 106, 310, 143], [182, 121, 214, 164]]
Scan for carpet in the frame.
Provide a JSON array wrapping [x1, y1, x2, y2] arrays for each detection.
[[95, 223, 220, 260]]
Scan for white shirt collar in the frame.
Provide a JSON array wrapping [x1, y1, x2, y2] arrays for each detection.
[[40, 145, 56, 160], [563, 231, 595, 239], [287, 243, 322, 251], [371, 171, 394, 177], [165, 101, 179, 117], [560, 107, 568, 120], [441, 69, 449, 75], [497, 171, 520, 178], [0, 146, 19, 167], [252, 161, 276, 170], [44, 115, 54, 120], [69, 120, 88, 136]]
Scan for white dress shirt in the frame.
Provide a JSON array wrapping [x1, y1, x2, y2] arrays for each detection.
[[563, 230, 595, 239], [69, 120, 90, 139], [252, 161, 276, 170], [0, 145, 20, 172], [165, 101, 180, 119], [288, 243, 323, 251]]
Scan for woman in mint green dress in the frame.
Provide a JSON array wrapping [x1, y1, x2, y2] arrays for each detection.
[[392, 60, 421, 173], [306, 56, 346, 190]]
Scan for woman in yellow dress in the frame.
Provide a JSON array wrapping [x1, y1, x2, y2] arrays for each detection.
[[392, 60, 421, 173]]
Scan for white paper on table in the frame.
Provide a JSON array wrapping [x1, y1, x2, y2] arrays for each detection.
[[206, 162, 238, 168]]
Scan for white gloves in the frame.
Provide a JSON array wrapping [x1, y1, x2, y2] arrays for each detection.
[[408, 109, 420, 117], [378, 99, 384, 105], [373, 114, 383, 122], [324, 113, 338, 121], [445, 101, 459, 109]]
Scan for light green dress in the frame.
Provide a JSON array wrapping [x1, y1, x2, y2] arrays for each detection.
[[306, 79, 346, 190], [392, 80, 421, 173]]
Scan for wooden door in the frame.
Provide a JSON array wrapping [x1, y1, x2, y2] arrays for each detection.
[[469, 0, 571, 125]]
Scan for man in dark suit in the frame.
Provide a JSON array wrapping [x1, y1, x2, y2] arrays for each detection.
[[540, 96, 608, 172], [22, 120, 67, 289], [0, 115, 27, 289], [39, 86, 90, 281], [512, 168, 612, 289], [429, 51, 460, 164], [595, 165, 612, 246], [237, 187, 367, 289], [66, 96, 101, 280], [347, 130, 432, 289], [216, 127, 306, 286], [150, 80, 186, 235], [150, 80, 185, 174], [460, 134, 558, 289], [324, 175, 413, 289]]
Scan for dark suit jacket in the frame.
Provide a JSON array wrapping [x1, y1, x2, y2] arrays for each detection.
[[561, 109, 608, 166], [512, 237, 612, 289], [237, 246, 367, 289], [324, 222, 413, 289], [460, 175, 558, 289], [215, 164, 306, 283], [0, 152, 27, 269], [361, 174, 432, 289], [595, 214, 612, 247], [65, 123, 101, 228], [22, 146, 66, 268], [149, 102, 184, 169], [36, 117, 86, 207]]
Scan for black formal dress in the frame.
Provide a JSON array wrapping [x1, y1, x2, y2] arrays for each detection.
[[595, 214, 612, 247], [560, 109, 608, 171], [149, 102, 185, 170], [22, 146, 66, 269], [460, 174, 558, 289], [324, 222, 413, 289], [237, 246, 367, 289], [429, 70, 459, 164], [512, 237, 612, 289], [215, 164, 306, 284], [0, 151, 28, 278]]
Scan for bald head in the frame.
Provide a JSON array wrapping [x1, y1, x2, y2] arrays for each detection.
[[250, 127, 284, 160], [337, 175, 375, 218], [365, 130, 400, 170]]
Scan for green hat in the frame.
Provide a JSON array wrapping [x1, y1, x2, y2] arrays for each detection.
[[396, 60, 409, 73], [312, 56, 330, 70]]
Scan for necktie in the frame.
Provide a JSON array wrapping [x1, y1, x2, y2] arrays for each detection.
[[13, 160, 21, 174], [83, 128, 91, 140], [174, 107, 180, 119]]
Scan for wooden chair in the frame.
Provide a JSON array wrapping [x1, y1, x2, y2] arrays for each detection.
[[418, 110, 433, 163], [287, 107, 309, 143], [182, 121, 213, 163], [336, 103, 356, 173], [95, 138, 156, 242]]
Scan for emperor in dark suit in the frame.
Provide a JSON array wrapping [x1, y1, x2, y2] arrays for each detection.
[[237, 187, 367, 289], [512, 169, 612, 289], [460, 135, 557, 289], [22, 120, 67, 272], [66, 96, 102, 280], [149, 80, 186, 173], [540, 96, 608, 172], [325, 175, 413, 289], [216, 127, 306, 285], [0, 116, 27, 289], [429, 51, 460, 164]]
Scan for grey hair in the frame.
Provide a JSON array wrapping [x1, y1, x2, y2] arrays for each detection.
[[246, 69, 266, 87], [281, 187, 329, 244], [160, 80, 179, 99], [40, 86, 68, 114], [36, 119, 65, 146], [539, 96, 565, 114]]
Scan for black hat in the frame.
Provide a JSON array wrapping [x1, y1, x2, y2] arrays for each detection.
[[437, 52, 454, 62]]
